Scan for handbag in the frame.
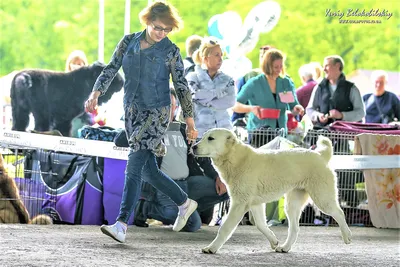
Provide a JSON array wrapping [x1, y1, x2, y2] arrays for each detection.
[[78, 125, 121, 142]]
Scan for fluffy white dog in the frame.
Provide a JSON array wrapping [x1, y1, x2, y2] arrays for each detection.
[[192, 128, 351, 254]]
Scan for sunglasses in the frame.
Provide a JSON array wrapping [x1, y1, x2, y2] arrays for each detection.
[[151, 23, 172, 33], [208, 39, 219, 45]]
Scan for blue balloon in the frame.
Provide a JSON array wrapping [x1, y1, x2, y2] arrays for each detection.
[[208, 19, 223, 39]]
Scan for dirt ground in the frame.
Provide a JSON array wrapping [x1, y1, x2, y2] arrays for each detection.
[[0, 224, 399, 267]]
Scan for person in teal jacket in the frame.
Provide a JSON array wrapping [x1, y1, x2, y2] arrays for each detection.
[[233, 49, 304, 135]]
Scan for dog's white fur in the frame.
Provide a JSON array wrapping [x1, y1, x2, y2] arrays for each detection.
[[193, 128, 351, 254]]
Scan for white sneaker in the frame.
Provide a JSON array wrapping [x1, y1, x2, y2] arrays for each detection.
[[100, 222, 126, 243], [173, 199, 198, 232]]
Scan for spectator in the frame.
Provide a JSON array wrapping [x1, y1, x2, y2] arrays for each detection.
[[296, 63, 317, 111], [363, 70, 400, 123], [65, 50, 88, 72], [139, 89, 229, 232], [65, 50, 92, 137], [183, 35, 203, 76], [232, 48, 303, 140], [309, 61, 324, 83], [306, 55, 365, 208], [306, 55, 365, 128], [186, 37, 236, 138], [231, 45, 274, 125]]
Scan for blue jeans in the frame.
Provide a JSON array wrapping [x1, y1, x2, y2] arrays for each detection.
[[144, 175, 229, 232], [117, 149, 188, 224]]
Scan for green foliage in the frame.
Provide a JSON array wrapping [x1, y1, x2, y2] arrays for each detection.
[[0, 0, 399, 87]]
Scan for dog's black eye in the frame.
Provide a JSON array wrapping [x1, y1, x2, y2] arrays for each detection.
[[208, 136, 215, 141]]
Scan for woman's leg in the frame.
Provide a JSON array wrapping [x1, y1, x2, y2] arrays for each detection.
[[142, 153, 188, 205], [116, 149, 153, 224], [101, 149, 152, 243]]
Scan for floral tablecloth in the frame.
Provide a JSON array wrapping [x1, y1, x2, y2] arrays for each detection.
[[354, 133, 400, 228]]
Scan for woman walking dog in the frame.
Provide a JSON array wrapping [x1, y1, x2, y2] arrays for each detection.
[[85, 1, 198, 243]]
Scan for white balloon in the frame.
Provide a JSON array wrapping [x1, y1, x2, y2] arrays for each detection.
[[229, 26, 260, 58], [244, 1, 281, 34], [217, 11, 243, 41]]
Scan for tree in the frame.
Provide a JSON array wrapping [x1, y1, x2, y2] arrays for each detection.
[[1, 0, 399, 89]]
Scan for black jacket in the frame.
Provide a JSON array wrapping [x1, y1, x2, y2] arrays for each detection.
[[313, 73, 354, 126]]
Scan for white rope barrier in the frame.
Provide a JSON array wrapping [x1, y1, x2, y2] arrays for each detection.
[[0, 130, 399, 170]]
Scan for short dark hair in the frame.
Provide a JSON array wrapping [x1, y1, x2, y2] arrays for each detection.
[[186, 35, 203, 57], [324, 55, 344, 71]]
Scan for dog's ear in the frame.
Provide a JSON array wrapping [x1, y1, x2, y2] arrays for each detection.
[[226, 133, 237, 145]]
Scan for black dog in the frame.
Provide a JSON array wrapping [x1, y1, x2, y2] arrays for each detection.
[[10, 62, 124, 136]]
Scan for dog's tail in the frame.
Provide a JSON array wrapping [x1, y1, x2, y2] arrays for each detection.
[[315, 135, 333, 162], [10, 72, 33, 131], [14, 72, 33, 90], [30, 214, 53, 225]]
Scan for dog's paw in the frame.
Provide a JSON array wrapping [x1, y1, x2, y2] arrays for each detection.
[[343, 236, 352, 244], [275, 245, 290, 253], [342, 229, 352, 244], [270, 240, 279, 250], [202, 246, 218, 254]]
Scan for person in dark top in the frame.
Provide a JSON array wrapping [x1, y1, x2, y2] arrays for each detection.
[[139, 89, 229, 232], [183, 35, 203, 76], [363, 70, 400, 124], [296, 63, 317, 111], [306, 55, 365, 128]]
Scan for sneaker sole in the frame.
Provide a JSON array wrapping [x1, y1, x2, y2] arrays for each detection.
[[100, 227, 125, 243]]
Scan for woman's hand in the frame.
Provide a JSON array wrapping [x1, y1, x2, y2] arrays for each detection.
[[292, 105, 304, 116], [250, 106, 262, 119], [85, 91, 101, 113], [185, 117, 198, 144]]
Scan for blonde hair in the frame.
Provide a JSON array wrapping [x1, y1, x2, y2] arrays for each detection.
[[309, 62, 323, 81], [261, 48, 286, 77], [186, 35, 203, 57], [192, 37, 221, 65], [65, 50, 88, 72], [139, 1, 183, 31]]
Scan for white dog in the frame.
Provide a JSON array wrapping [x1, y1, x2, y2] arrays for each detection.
[[192, 128, 351, 254]]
